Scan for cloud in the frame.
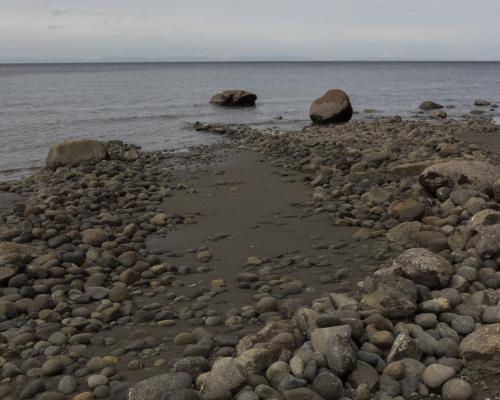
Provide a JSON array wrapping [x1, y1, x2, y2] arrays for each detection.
[[48, 25, 64, 30]]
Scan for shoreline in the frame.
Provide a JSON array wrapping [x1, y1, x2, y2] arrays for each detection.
[[1, 117, 500, 399]]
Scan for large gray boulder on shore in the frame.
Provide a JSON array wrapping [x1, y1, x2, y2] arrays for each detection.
[[419, 160, 499, 195], [392, 248, 454, 289], [309, 89, 353, 124], [46, 139, 108, 169], [210, 90, 257, 107]]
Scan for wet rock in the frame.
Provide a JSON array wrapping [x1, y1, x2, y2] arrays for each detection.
[[210, 90, 257, 107], [46, 139, 108, 169], [420, 101, 443, 110]]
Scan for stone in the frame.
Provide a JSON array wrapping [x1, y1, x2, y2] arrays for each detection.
[[359, 275, 418, 318], [309, 89, 353, 124], [310, 325, 351, 353], [475, 224, 500, 259], [203, 357, 247, 393], [419, 160, 499, 195], [442, 378, 473, 400], [283, 388, 324, 400], [0, 267, 15, 284], [58, 375, 78, 394], [420, 101, 443, 110], [474, 99, 490, 106], [387, 333, 422, 363], [392, 248, 454, 289], [46, 139, 108, 169], [42, 358, 65, 376], [87, 374, 108, 388], [421, 363, 455, 389], [348, 360, 379, 391], [19, 379, 45, 399], [128, 373, 192, 400], [81, 228, 107, 246], [210, 90, 257, 107], [460, 323, 500, 374], [325, 334, 357, 377], [312, 370, 344, 400], [389, 199, 425, 222]]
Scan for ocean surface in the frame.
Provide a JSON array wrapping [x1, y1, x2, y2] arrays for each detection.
[[1, 61, 499, 180]]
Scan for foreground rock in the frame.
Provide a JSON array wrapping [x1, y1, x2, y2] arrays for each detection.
[[460, 324, 500, 374], [210, 90, 257, 107], [309, 89, 353, 124], [46, 138, 108, 169], [419, 159, 499, 195], [392, 248, 454, 288]]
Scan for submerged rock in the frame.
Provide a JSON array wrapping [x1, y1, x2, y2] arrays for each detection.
[[419, 101, 443, 110]]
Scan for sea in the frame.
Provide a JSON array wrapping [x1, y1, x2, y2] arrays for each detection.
[[1, 61, 499, 180]]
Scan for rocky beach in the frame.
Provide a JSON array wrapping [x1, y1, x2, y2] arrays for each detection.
[[2, 100, 500, 400]]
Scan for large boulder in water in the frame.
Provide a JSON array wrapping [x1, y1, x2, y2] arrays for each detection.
[[309, 89, 353, 124], [210, 90, 257, 107], [46, 139, 108, 169], [419, 160, 499, 195]]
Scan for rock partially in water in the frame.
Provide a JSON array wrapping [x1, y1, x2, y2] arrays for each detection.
[[210, 90, 257, 107], [309, 89, 353, 124], [46, 139, 108, 169]]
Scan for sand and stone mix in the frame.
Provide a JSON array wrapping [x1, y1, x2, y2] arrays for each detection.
[[1, 114, 500, 400]]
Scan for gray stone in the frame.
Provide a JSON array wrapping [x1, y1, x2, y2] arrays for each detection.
[[128, 373, 192, 400], [421, 363, 455, 389], [309, 89, 353, 124]]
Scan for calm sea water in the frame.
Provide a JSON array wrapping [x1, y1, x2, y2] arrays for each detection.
[[1, 62, 499, 180]]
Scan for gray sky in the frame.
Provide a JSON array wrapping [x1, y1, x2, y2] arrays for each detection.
[[1, 0, 500, 61]]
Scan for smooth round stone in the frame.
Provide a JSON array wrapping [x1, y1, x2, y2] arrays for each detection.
[[442, 378, 473, 400], [422, 364, 455, 389], [87, 374, 108, 388], [451, 316, 475, 335], [58, 375, 78, 394], [415, 313, 438, 329], [93, 384, 110, 398], [48, 332, 67, 346], [42, 359, 65, 376], [19, 379, 45, 399]]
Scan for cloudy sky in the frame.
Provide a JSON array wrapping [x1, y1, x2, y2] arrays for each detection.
[[1, 0, 499, 61]]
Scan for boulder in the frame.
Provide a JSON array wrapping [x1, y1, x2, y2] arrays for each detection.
[[392, 248, 454, 289], [359, 275, 418, 318], [309, 89, 353, 124], [460, 323, 500, 374], [210, 90, 257, 107], [474, 99, 490, 106], [46, 139, 108, 169], [475, 224, 500, 259], [419, 160, 499, 195], [419, 101, 443, 110]]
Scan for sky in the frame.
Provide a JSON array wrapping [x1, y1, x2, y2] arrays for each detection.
[[1, 0, 500, 61]]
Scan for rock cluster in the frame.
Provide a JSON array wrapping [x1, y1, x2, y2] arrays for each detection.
[[2, 115, 500, 399]]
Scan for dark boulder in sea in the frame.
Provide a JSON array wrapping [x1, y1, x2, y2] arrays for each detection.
[[474, 99, 491, 106], [419, 101, 443, 110], [46, 139, 108, 169], [309, 89, 353, 124], [210, 90, 257, 107]]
